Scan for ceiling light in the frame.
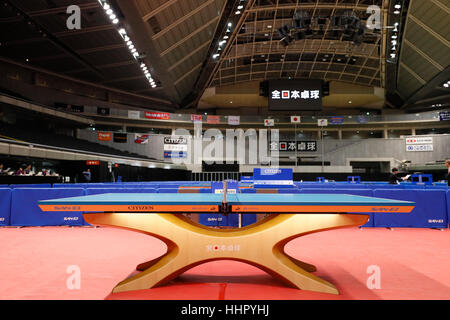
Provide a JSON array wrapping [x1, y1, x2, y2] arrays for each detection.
[[103, 3, 110, 10], [106, 9, 113, 15], [109, 14, 116, 20], [112, 19, 119, 24], [394, 9, 400, 14], [394, 4, 401, 9], [235, 10, 241, 15], [237, 5, 243, 9], [118, 28, 126, 34], [444, 83, 449, 88], [228, 22, 232, 27], [213, 53, 220, 59]]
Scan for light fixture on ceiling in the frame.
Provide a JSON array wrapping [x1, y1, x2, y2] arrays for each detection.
[[98, 0, 158, 89]]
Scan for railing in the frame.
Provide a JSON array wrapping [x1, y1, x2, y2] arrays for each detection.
[[2, 92, 447, 127], [191, 172, 241, 181]]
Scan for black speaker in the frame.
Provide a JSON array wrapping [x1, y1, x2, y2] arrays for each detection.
[[259, 81, 269, 97], [322, 81, 330, 96], [294, 31, 305, 41]]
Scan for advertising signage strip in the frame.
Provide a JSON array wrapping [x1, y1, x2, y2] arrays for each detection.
[[145, 112, 171, 120], [164, 137, 188, 145]]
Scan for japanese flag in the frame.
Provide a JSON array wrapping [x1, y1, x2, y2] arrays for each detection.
[[264, 119, 274, 127], [290, 116, 301, 123]]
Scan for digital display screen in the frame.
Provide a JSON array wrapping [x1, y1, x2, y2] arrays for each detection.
[[268, 79, 323, 111]]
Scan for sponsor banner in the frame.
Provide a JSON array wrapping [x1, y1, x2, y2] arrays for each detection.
[[97, 131, 111, 141], [206, 115, 221, 124], [164, 151, 187, 159], [191, 114, 203, 123], [164, 136, 189, 154], [264, 119, 274, 127], [228, 115, 240, 126], [144, 112, 171, 120], [253, 168, 293, 181], [113, 133, 127, 143], [54, 103, 84, 113], [406, 145, 433, 152], [270, 141, 317, 152], [290, 116, 301, 123], [439, 111, 450, 121], [97, 107, 110, 116], [164, 137, 188, 145], [330, 116, 344, 125], [357, 115, 369, 123], [86, 160, 100, 166], [164, 144, 188, 151], [405, 136, 433, 145], [134, 134, 149, 144], [128, 110, 140, 119], [317, 119, 328, 127]]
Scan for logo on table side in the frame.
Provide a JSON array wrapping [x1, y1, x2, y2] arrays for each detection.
[[128, 205, 154, 211], [54, 206, 81, 211], [370, 207, 400, 212], [206, 244, 241, 252], [64, 217, 79, 221]]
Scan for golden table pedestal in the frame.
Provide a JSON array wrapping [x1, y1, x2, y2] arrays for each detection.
[[83, 212, 369, 295]]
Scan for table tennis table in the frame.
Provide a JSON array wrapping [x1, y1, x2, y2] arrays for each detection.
[[39, 192, 415, 295]]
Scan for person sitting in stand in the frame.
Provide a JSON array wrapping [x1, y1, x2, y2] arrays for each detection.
[[15, 167, 25, 176], [24, 164, 34, 176]]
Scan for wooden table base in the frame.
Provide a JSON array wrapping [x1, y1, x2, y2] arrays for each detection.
[[83, 213, 369, 295]]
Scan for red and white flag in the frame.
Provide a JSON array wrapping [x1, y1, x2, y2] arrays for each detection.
[[290, 116, 301, 123]]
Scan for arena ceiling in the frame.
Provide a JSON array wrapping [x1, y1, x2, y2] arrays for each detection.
[[0, 0, 448, 112]]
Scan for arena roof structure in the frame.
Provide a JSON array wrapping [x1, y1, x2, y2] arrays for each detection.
[[0, 0, 448, 113]]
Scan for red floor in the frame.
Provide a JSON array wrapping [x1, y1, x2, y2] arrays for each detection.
[[0, 226, 449, 300]]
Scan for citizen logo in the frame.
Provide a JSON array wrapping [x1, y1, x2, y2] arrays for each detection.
[[127, 205, 154, 211], [164, 137, 187, 144]]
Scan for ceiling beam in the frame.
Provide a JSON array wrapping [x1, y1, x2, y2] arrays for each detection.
[[152, 0, 217, 40], [168, 40, 212, 72], [54, 24, 115, 37], [159, 15, 221, 57], [246, 3, 374, 13], [142, 0, 180, 22]]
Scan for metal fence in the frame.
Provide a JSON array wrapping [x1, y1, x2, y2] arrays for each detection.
[[191, 172, 241, 181]]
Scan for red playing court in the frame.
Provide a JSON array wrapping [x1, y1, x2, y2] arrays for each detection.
[[0, 226, 449, 300]]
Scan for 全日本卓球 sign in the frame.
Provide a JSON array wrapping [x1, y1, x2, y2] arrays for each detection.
[[268, 79, 323, 111]]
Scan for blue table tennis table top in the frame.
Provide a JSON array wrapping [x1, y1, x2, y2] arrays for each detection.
[[39, 193, 415, 214]]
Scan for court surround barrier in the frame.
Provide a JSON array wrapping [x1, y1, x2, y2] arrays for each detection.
[[0, 182, 448, 228]]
